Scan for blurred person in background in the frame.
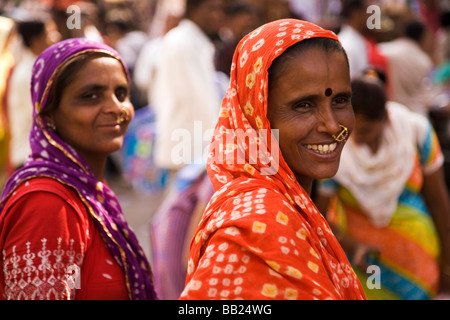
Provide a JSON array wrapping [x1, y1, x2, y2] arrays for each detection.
[[151, 0, 225, 175], [378, 19, 437, 116], [338, 0, 371, 77], [69, 1, 104, 43], [7, 18, 60, 172], [104, 6, 149, 110], [214, 1, 260, 75], [149, 0, 226, 299], [337, 0, 389, 78], [315, 73, 450, 300], [0, 16, 14, 189], [134, 4, 183, 108]]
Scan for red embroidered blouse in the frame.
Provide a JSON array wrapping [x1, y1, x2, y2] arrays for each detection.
[[0, 178, 129, 300]]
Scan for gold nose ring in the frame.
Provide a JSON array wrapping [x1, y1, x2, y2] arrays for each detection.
[[332, 125, 349, 142], [118, 107, 129, 123]]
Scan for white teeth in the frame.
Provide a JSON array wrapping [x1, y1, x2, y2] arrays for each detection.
[[305, 143, 337, 154]]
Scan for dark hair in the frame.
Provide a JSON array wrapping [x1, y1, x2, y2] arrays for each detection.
[[225, 2, 255, 16], [40, 52, 125, 118], [340, 0, 365, 19], [441, 11, 450, 28], [105, 8, 135, 32], [351, 77, 387, 120], [404, 20, 426, 43], [17, 21, 46, 48], [268, 37, 349, 86], [185, 0, 209, 17]]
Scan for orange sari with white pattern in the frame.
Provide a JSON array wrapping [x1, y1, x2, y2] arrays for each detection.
[[180, 19, 365, 300]]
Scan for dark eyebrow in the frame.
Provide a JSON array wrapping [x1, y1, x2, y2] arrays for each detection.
[[286, 94, 321, 106], [334, 91, 352, 98], [77, 83, 129, 93], [77, 84, 107, 93]]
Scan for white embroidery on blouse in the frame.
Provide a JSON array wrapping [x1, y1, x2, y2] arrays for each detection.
[[2, 237, 84, 300]]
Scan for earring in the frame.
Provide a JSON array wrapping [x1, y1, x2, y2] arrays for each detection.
[[47, 122, 56, 132], [332, 125, 349, 142]]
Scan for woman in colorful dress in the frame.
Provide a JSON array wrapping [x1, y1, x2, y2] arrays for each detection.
[[0, 38, 157, 300], [316, 73, 450, 299], [180, 19, 366, 300]]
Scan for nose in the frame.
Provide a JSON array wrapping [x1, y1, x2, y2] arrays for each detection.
[[315, 105, 341, 137], [103, 91, 124, 116]]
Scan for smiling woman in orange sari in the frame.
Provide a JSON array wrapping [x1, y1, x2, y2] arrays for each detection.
[[180, 19, 365, 300]]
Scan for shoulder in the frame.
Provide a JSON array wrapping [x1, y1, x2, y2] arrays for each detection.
[[387, 101, 430, 134], [1, 177, 89, 231], [6, 177, 85, 209], [163, 20, 208, 50], [163, 20, 193, 44]]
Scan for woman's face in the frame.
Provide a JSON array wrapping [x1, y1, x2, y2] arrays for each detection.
[[352, 115, 386, 151], [51, 56, 133, 163], [267, 47, 354, 190]]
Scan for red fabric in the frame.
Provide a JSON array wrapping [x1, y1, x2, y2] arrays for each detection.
[[0, 177, 128, 300], [366, 36, 389, 75], [181, 19, 365, 300]]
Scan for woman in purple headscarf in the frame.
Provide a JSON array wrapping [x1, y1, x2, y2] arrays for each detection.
[[0, 38, 157, 300]]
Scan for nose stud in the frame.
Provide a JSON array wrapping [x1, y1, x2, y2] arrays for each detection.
[[332, 125, 349, 142], [117, 107, 130, 123]]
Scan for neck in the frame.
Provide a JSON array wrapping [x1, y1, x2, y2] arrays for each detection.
[[296, 176, 313, 196], [82, 154, 107, 181]]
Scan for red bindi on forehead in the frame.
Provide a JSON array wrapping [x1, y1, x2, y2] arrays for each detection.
[[325, 88, 332, 96]]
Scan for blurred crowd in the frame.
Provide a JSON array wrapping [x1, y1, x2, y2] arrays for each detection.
[[1, 0, 450, 300]]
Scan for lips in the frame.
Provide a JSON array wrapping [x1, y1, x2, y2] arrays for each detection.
[[98, 122, 122, 127], [304, 142, 337, 154]]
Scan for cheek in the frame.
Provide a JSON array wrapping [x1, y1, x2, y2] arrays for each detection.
[[54, 108, 96, 140], [277, 124, 306, 158]]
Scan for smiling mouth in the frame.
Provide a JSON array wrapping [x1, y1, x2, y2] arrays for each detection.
[[99, 123, 122, 127], [304, 142, 337, 154]]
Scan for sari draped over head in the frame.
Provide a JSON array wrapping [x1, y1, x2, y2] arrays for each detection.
[[182, 19, 365, 300], [0, 38, 157, 300]]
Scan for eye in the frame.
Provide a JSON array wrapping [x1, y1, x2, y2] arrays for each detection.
[[332, 95, 351, 107], [81, 92, 99, 101], [294, 101, 314, 110], [115, 86, 128, 102]]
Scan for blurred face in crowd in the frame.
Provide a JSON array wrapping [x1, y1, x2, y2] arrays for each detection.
[[350, 77, 388, 153], [189, 0, 225, 39], [352, 116, 386, 153], [267, 45, 354, 192], [49, 56, 133, 166], [26, 20, 60, 55]]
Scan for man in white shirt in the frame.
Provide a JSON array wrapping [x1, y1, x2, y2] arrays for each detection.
[[152, 0, 226, 171], [338, 0, 370, 78]]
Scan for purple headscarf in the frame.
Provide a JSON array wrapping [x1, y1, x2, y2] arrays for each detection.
[[0, 38, 157, 300]]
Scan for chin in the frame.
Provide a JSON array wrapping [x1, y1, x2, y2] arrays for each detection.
[[311, 166, 340, 181], [101, 143, 123, 155]]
